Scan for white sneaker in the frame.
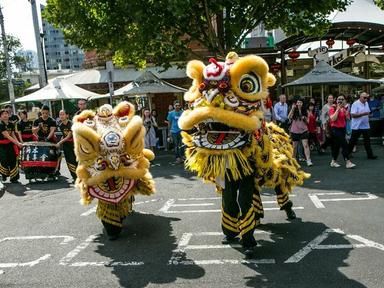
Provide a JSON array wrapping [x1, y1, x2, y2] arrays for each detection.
[[346, 162, 356, 169], [330, 161, 341, 168], [306, 159, 313, 166]]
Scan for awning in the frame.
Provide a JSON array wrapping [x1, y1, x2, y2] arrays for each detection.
[[277, 0, 384, 50], [283, 61, 381, 87]]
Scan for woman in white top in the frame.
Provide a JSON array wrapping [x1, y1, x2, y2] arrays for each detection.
[[142, 108, 158, 151], [288, 99, 313, 166]]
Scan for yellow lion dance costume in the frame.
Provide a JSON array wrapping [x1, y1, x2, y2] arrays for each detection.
[[179, 52, 309, 256], [73, 102, 155, 240]]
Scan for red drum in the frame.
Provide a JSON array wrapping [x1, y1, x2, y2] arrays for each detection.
[[20, 142, 61, 180]]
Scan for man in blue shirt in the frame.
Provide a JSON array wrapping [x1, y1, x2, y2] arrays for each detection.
[[167, 101, 184, 163], [273, 94, 289, 132], [381, 96, 384, 146], [368, 94, 383, 146], [368, 94, 382, 120]]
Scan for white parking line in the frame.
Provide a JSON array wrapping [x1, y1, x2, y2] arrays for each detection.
[[308, 192, 378, 209], [0, 235, 75, 245], [159, 199, 175, 213], [173, 259, 276, 265], [80, 206, 97, 216], [177, 197, 221, 201], [285, 228, 384, 263], [172, 203, 215, 207], [81, 198, 160, 216], [0, 254, 51, 268], [70, 261, 144, 267], [0, 235, 75, 270], [162, 207, 304, 214], [159, 196, 302, 214], [170, 231, 275, 265], [59, 235, 98, 266], [59, 235, 144, 267]]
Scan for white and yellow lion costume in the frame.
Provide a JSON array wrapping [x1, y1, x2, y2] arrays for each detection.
[[73, 102, 155, 238], [179, 52, 309, 255]]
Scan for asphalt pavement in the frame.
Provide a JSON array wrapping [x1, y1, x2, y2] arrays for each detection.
[[0, 145, 383, 288]]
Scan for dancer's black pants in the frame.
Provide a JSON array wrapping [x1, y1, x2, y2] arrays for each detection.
[[221, 171, 261, 248], [63, 142, 77, 180]]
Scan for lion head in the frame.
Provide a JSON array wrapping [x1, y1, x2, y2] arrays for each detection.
[[73, 102, 154, 205], [179, 52, 276, 151]]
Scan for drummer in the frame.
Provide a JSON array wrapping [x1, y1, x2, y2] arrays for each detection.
[[55, 110, 77, 181], [4, 104, 19, 124], [0, 109, 22, 183], [32, 105, 57, 143], [16, 110, 35, 143]]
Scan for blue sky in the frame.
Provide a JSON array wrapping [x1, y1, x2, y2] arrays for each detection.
[[1, 0, 46, 52]]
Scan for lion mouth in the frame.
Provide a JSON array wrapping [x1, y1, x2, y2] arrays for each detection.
[[192, 119, 250, 149], [88, 177, 135, 204]]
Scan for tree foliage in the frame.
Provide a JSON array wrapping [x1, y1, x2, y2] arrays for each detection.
[[0, 35, 26, 79], [44, 0, 351, 68], [375, 0, 384, 9], [0, 35, 30, 101]]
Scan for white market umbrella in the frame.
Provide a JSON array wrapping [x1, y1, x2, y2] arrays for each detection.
[[90, 70, 186, 100], [15, 78, 102, 108]]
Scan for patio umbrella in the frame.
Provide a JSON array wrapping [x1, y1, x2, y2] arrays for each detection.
[[283, 61, 381, 104], [90, 70, 186, 101], [15, 78, 102, 109]]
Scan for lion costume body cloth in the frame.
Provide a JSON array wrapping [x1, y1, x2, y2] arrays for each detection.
[[179, 52, 309, 248], [73, 102, 155, 228]]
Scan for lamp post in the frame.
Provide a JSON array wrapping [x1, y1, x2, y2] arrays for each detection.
[[106, 61, 114, 105], [0, 6, 15, 112], [29, 0, 48, 88]]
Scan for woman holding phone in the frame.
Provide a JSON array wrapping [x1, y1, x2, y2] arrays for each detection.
[[329, 95, 356, 169], [288, 99, 313, 166]]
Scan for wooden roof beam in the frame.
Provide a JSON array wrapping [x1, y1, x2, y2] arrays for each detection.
[[351, 29, 370, 39], [367, 33, 384, 45], [332, 29, 349, 39]]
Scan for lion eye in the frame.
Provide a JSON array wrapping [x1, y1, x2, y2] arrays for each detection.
[[80, 144, 91, 154], [239, 73, 260, 94]]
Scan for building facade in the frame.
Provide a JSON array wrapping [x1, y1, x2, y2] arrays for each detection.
[[15, 50, 38, 71], [41, 5, 84, 70]]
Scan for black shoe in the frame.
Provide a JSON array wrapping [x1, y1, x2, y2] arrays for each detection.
[[281, 201, 296, 220], [368, 155, 378, 160], [243, 246, 255, 258], [10, 179, 20, 184], [221, 236, 238, 245], [0, 182, 5, 198], [108, 234, 119, 241], [1, 175, 7, 182], [286, 209, 296, 220], [101, 220, 122, 241]]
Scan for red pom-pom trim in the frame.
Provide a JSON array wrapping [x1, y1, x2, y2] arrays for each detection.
[[116, 104, 131, 117], [76, 116, 86, 123], [199, 82, 206, 91]]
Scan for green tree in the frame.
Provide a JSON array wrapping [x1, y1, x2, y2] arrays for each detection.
[[0, 35, 27, 78], [0, 35, 30, 102], [376, 0, 384, 9], [44, 0, 351, 68]]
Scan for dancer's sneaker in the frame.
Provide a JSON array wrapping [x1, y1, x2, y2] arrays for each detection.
[[330, 161, 341, 168], [346, 161, 356, 169]]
